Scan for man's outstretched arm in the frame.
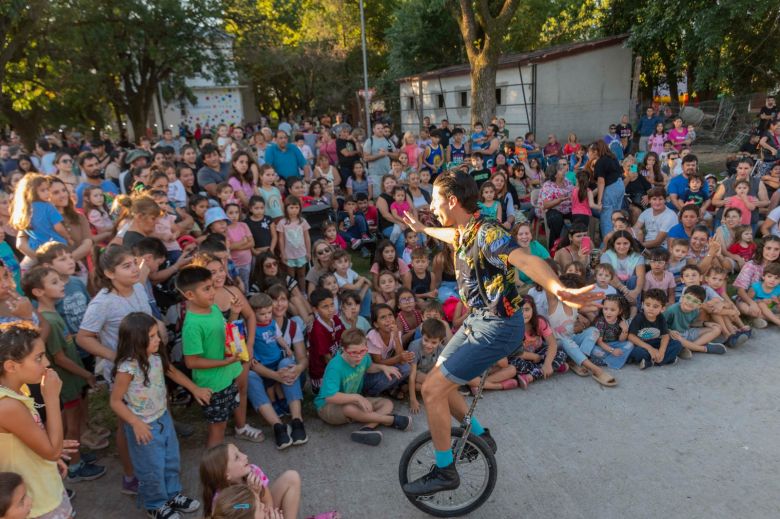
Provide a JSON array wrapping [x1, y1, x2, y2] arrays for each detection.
[[403, 213, 457, 245]]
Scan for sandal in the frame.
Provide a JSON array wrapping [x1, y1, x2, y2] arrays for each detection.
[[591, 371, 617, 387], [569, 362, 589, 377], [80, 429, 110, 450], [516, 374, 532, 389], [306, 512, 341, 519], [499, 379, 518, 390]]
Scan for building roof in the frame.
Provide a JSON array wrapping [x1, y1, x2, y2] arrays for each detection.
[[397, 34, 629, 83]]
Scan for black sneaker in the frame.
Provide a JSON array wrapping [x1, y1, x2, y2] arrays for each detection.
[[167, 493, 200, 513], [639, 358, 650, 370], [67, 461, 107, 482], [391, 414, 412, 431], [479, 428, 497, 454], [458, 385, 471, 396], [80, 451, 97, 465], [146, 503, 181, 519], [273, 423, 293, 450], [290, 419, 308, 445], [706, 342, 727, 354], [350, 426, 383, 446], [402, 463, 460, 496]]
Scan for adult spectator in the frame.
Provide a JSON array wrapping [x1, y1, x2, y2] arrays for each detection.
[[332, 112, 352, 137], [667, 154, 709, 211], [637, 106, 664, 152], [712, 158, 769, 231], [634, 187, 678, 250], [264, 130, 309, 180], [512, 221, 550, 287], [617, 114, 633, 154], [197, 143, 229, 197], [75, 152, 118, 208], [543, 134, 562, 163], [758, 120, 779, 160], [52, 151, 79, 193], [422, 116, 436, 133], [336, 126, 360, 188], [537, 162, 574, 249], [157, 128, 181, 155], [603, 124, 624, 160], [118, 149, 150, 194], [475, 124, 500, 168], [90, 139, 111, 171], [318, 127, 338, 166], [363, 122, 398, 194], [666, 204, 701, 247], [32, 137, 57, 174], [375, 174, 404, 252], [0, 144, 17, 175], [758, 95, 779, 131], [589, 140, 625, 236]]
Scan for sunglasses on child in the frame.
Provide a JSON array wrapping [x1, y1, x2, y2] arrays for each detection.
[[345, 347, 368, 356]]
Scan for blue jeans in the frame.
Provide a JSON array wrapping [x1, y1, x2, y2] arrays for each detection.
[[438, 309, 525, 384], [363, 362, 411, 396], [339, 213, 369, 241], [124, 410, 181, 510], [557, 327, 600, 366], [359, 288, 372, 318], [628, 338, 682, 366], [382, 226, 405, 255], [590, 341, 633, 369], [600, 180, 625, 237], [247, 357, 304, 409]]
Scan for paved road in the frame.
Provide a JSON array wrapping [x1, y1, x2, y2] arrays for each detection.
[[73, 327, 780, 519]]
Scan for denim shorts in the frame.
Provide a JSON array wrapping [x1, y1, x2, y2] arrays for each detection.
[[437, 309, 525, 385], [247, 357, 303, 409], [202, 381, 239, 424], [285, 257, 307, 268]]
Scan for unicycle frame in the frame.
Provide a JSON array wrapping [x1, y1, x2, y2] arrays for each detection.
[[451, 369, 488, 460]]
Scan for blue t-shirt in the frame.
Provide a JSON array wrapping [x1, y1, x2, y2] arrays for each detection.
[[28, 201, 66, 250], [0, 242, 21, 294], [55, 277, 90, 336], [253, 321, 283, 366], [667, 224, 691, 240], [668, 174, 709, 202], [751, 281, 780, 301], [75, 180, 119, 208], [314, 354, 371, 410], [264, 144, 307, 179]]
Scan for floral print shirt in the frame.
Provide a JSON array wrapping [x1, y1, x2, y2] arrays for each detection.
[[117, 354, 167, 423], [536, 179, 574, 218]]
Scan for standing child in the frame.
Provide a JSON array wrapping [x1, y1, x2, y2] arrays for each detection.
[[315, 328, 409, 446], [571, 170, 600, 227], [509, 296, 568, 389], [110, 313, 206, 519], [200, 443, 301, 519], [747, 262, 780, 328], [395, 287, 423, 347], [83, 185, 115, 245], [408, 319, 447, 413], [0, 323, 73, 519], [246, 294, 308, 450], [590, 295, 633, 369], [643, 248, 676, 305], [477, 182, 502, 221], [245, 196, 276, 257], [177, 266, 245, 448], [10, 175, 72, 259], [389, 187, 413, 243], [258, 166, 283, 220], [224, 203, 255, 291], [22, 267, 107, 483], [727, 225, 757, 263], [276, 196, 311, 291], [627, 288, 683, 369], [307, 288, 344, 394]]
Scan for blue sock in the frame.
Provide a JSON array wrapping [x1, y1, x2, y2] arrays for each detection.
[[471, 417, 485, 436], [435, 449, 454, 468]]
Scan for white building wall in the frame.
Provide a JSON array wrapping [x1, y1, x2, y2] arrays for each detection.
[[535, 45, 632, 143]]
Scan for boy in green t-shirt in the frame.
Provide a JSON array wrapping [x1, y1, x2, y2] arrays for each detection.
[[315, 328, 412, 446], [178, 265, 263, 447], [23, 266, 107, 482]]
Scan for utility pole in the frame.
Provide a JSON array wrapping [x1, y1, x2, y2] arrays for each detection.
[[359, 0, 371, 133]]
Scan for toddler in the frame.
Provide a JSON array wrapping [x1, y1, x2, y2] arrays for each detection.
[[591, 295, 633, 369], [594, 263, 618, 297], [477, 182, 502, 221], [389, 187, 413, 242], [727, 225, 756, 262], [747, 262, 780, 327]]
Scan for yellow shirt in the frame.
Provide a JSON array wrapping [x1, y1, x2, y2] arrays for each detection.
[[0, 386, 64, 517]]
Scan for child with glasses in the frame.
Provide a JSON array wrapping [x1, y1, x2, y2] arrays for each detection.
[[315, 328, 410, 446], [664, 284, 727, 355]]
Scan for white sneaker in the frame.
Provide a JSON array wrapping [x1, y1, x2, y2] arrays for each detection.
[[235, 424, 265, 443], [753, 318, 768, 329]]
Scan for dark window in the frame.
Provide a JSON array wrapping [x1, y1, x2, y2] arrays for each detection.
[[437, 94, 445, 108], [407, 97, 415, 110], [460, 91, 468, 107], [495, 88, 502, 105]]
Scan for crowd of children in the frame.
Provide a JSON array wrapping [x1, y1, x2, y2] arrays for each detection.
[[1, 109, 779, 519]]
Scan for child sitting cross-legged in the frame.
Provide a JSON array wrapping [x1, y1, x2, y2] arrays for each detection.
[[664, 284, 727, 356], [247, 293, 308, 450], [315, 328, 412, 446], [590, 294, 634, 369], [678, 265, 733, 347], [408, 318, 447, 414], [365, 304, 413, 397], [703, 267, 751, 344], [746, 262, 780, 328], [627, 288, 683, 369]]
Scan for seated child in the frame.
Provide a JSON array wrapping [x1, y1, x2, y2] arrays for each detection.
[[703, 267, 751, 344], [200, 443, 301, 518], [337, 196, 372, 251], [323, 221, 347, 251], [509, 295, 568, 389], [413, 299, 453, 343], [401, 228, 418, 265], [590, 294, 634, 369], [365, 304, 413, 397], [747, 262, 780, 328], [724, 179, 759, 225], [627, 288, 683, 369], [308, 288, 345, 394], [668, 239, 691, 299], [395, 287, 423, 346], [332, 249, 371, 318], [664, 285, 726, 355], [372, 270, 398, 310], [644, 248, 675, 305], [315, 328, 411, 446], [409, 248, 437, 302], [247, 293, 307, 450], [317, 273, 341, 314], [0, 472, 33, 519], [727, 225, 756, 263], [594, 263, 619, 297], [339, 289, 371, 333], [407, 319, 447, 413]]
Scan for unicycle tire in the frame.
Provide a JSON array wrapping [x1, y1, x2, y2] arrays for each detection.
[[398, 426, 498, 517]]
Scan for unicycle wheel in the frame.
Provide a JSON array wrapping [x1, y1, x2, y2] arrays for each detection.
[[398, 427, 497, 517]]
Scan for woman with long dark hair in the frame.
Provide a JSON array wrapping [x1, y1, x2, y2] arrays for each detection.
[[589, 139, 625, 237]]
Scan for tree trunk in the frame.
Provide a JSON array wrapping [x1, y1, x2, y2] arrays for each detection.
[[470, 55, 497, 126]]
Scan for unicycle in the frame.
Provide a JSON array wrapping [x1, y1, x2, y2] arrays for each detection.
[[398, 371, 498, 517]]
